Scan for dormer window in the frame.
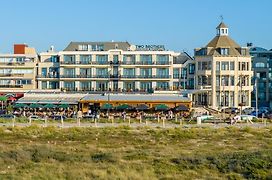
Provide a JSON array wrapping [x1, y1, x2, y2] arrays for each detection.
[[78, 44, 88, 51], [220, 48, 229, 55]]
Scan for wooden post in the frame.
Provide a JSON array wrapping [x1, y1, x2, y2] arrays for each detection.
[[175, 114, 177, 123], [140, 115, 142, 124], [128, 116, 131, 126], [157, 114, 160, 123], [162, 117, 165, 128]]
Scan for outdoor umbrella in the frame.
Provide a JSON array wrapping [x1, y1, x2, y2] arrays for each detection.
[[154, 104, 169, 111], [0, 96, 7, 101], [43, 104, 57, 108], [58, 104, 69, 109], [116, 104, 133, 110], [175, 105, 189, 111], [101, 103, 113, 110], [0, 96, 7, 109], [14, 103, 28, 108], [29, 103, 43, 109], [136, 104, 149, 111]]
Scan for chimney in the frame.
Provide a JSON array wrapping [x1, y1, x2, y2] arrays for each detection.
[[14, 44, 28, 54]]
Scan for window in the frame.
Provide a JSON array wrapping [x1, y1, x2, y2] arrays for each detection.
[[156, 82, 169, 90], [173, 68, 180, 79], [173, 82, 180, 90], [64, 55, 75, 64], [140, 82, 152, 91], [220, 48, 229, 55], [123, 55, 135, 65], [80, 55, 92, 64], [140, 55, 152, 65], [63, 68, 75, 77], [78, 44, 88, 51], [197, 62, 201, 70], [42, 68, 47, 76], [96, 55, 108, 64], [255, 62, 266, 68], [230, 76, 234, 86], [140, 68, 152, 77], [221, 61, 229, 70], [50, 56, 59, 63], [216, 62, 220, 71], [230, 62, 235, 70], [80, 68, 92, 77], [42, 81, 47, 89], [181, 68, 187, 78], [63, 82, 75, 91], [123, 68, 135, 77], [80, 82, 92, 90], [157, 68, 169, 78], [216, 76, 220, 86], [113, 55, 118, 63], [156, 55, 169, 65], [96, 68, 108, 77], [189, 64, 195, 74]]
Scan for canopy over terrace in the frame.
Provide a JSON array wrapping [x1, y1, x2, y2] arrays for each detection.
[[15, 93, 85, 105], [80, 93, 192, 113]]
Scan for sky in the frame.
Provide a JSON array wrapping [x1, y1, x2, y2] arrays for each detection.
[[0, 0, 271, 55]]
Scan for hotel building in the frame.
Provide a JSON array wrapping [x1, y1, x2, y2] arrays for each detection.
[[194, 22, 253, 110], [0, 44, 38, 92], [249, 46, 272, 108], [37, 42, 195, 92]]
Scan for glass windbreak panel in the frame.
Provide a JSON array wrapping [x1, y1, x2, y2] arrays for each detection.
[[96, 68, 108, 78], [123, 68, 135, 77], [140, 68, 152, 77], [63, 55, 75, 64], [123, 55, 135, 64], [173, 68, 180, 79], [96, 55, 108, 64], [80, 55, 92, 64], [63, 68, 75, 77], [156, 82, 169, 90], [156, 55, 169, 65], [140, 55, 152, 65], [156, 68, 169, 78], [140, 82, 152, 91]]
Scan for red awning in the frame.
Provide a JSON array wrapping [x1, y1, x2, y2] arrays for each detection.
[[8, 97, 17, 101]]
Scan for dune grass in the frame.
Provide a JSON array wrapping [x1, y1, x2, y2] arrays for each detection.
[[0, 126, 271, 179]]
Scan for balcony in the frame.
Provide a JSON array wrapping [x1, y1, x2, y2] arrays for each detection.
[[137, 75, 171, 79], [0, 84, 23, 88], [37, 74, 59, 78], [121, 61, 136, 65], [155, 61, 170, 65], [121, 75, 136, 79], [136, 61, 153, 65]]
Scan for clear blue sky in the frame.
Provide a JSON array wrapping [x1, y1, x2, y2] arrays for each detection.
[[0, 0, 271, 55]]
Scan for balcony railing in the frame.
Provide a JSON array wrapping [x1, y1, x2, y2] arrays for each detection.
[[0, 84, 23, 88], [37, 75, 59, 78]]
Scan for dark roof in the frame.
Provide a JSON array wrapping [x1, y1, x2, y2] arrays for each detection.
[[63, 42, 131, 51]]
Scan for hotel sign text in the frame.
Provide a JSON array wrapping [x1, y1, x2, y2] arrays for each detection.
[[136, 45, 165, 51]]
